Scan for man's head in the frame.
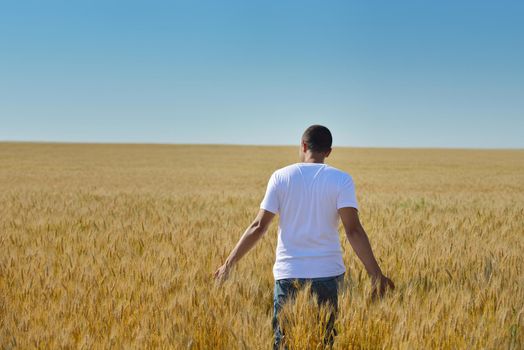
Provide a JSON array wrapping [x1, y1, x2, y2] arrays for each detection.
[[299, 125, 332, 162]]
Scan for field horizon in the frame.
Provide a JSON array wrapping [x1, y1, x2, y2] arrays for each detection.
[[1, 140, 523, 151]]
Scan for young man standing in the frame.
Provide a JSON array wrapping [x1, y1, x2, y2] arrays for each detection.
[[214, 125, 394, 349]]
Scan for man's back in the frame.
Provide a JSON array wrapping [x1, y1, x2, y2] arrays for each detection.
[[260, 162, 359, 279]]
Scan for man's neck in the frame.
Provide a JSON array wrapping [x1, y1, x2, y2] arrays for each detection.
[[302, 155, 324, 163]]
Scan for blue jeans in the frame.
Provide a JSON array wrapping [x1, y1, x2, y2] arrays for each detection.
[[272, 272, 345, 350]]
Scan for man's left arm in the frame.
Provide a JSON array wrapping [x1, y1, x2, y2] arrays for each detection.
[[214, 209, 275, 282]]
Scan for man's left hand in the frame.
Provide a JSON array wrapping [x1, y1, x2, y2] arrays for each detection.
[[214, 263, 231, 283]]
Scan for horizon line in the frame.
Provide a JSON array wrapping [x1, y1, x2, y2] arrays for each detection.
[[1, 140, 523, 151]]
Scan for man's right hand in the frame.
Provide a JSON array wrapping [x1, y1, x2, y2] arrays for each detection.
[[371, 274, 395, 300]]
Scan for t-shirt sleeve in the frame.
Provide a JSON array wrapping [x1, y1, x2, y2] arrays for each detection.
[[337, 173, 359, 210], [260, 171, 279, 214]]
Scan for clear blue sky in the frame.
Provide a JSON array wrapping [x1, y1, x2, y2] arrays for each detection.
[[1, 0, 523, 148]]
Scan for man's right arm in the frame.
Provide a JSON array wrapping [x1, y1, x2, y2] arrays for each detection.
[[338, 207, 395, 299]]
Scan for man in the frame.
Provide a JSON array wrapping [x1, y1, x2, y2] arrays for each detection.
[[214, 125, 395, 349]]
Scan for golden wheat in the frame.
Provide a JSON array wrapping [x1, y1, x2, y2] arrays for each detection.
[[0, 143, 522, 349]]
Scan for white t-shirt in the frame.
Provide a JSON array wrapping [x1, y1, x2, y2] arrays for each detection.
[[260, 162, 359, 280]]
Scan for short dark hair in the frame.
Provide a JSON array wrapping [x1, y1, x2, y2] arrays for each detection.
[[302, 125, 332, 153]]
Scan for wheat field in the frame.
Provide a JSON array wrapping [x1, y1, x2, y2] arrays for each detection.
[[0, 142, 522, 349]]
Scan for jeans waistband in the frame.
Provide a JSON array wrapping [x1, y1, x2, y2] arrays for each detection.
[[276, 272, 345, 283]]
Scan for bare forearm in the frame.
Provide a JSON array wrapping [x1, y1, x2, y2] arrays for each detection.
[[224, 224, 265, 268], [346, 228, 383, 278]]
